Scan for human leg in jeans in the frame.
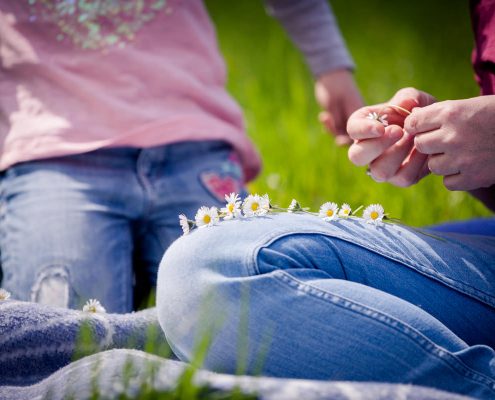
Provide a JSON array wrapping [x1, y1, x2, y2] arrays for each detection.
[[157, 213, 495, 398], [0, 141, 245, 312]]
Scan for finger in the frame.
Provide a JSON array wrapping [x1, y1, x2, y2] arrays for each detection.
[[331, 103, 347, 137], [427, 154, 459, 176], [404, 104, 443, 135], [319, 111, 336, 133], [332, 103, 353, 145], [368, 130, 414, 181], [348, 125, 404, 166], [388, 147, 429, 187], [346, 102, 411, 142], [414, 130, 447, 155], [346, 106, 387, 140], [335, 133, 353, 146], [320, 111, 353, 146], [375, 88, 433, 127], [389, 87, 436, 109], [443, 173, 465, 191], [381, 98, 418, 124], [417, 158, 431, 182]]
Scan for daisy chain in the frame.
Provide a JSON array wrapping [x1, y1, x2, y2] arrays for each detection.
[[83, 299, 106, 313], [0, 288, 11, 301], [221, 192, 242, 220], [363, 204, 385, 225], [319, 202, 339, 221], [338, 203, 352, 218], [177, 194, 402, 238], [195, 206, 219, 228], [243, 194, 270, 217]]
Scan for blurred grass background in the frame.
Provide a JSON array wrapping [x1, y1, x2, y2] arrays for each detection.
[[205, 0, 491, 227]]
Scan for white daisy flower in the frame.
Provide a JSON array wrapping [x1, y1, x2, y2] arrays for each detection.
[[195, 206, 219, 228], [83, 299, 106, 313], [319, 202, 339, 221], [178, 214, 194, 235], [243, 194, 270, 217], [221, 192, 242, 220], [287, 199, 303, 213], [363, 204, 385, 225], [338, 203, 352, 218], [0, 288, 11, 301], [366, 111, 388, 126]]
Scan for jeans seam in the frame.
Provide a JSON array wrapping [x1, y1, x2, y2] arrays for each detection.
[[248, 228, 495, 309], [347, 238, 495, 309], [272, 269, 495, 391]]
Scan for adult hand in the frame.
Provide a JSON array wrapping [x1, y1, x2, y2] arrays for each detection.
[[315, 69, 364, 146], [405, 95, 495, 191], [347, 87, 436, 186]]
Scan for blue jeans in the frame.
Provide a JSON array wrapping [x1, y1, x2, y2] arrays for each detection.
[[157, 213, 495, 398], [0, 140, 245, 312]]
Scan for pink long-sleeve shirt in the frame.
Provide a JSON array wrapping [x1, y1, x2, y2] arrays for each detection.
[[0, 0, 262, 179]]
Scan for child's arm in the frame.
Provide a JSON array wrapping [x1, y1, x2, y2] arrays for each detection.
[[265, 0, 363, 144]]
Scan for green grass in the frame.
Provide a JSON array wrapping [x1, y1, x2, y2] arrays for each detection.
[[206, 0, 491, 226]]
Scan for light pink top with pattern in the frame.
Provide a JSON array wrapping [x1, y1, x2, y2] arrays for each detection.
[[0, 0, 261, 181]]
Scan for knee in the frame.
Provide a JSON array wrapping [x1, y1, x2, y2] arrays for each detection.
[[30, 265, 71, 308], [155, 221, 254, 360], [156, 225, 233, 318]]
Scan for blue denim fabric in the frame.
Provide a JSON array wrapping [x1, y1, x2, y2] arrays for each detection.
[[429, 217, 495, 236], [0, 141, 245, 312], [157, 213, 495, 399]]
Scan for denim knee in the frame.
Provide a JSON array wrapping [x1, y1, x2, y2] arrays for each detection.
[[156, 220, 253, 361], [30, 264, 71, 307]]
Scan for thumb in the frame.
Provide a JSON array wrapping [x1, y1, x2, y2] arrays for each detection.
[[389, 87, 437, 112], [380, 88, 436, 126]]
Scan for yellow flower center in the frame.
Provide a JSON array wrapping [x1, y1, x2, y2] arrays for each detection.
[[89, 306, 96, 313], [370, 211, 379, 220], [251, 202, 259, 211], [203, 215, 211, 224], [228, 203, 234, 213], [326, 209, 334, 217], [344, 209, 350, 215]]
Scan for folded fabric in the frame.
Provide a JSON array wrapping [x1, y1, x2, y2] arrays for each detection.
[[0, 348, 473, 400], [0, 300, 169, 386]]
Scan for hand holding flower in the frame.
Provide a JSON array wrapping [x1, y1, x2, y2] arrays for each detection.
[[405, 95, 495, 191], [346, 87, 436, 186]]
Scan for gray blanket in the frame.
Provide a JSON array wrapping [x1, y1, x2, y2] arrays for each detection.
[[0, 300, 474, 399]]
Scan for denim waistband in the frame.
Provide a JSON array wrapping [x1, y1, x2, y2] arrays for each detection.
[[8, 140, 233, 171]]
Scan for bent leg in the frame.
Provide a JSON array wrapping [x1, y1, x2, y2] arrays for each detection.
[[157, 214, 495, 398]]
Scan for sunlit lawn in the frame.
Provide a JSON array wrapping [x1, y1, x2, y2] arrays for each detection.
[[206, 0, 490, 227]]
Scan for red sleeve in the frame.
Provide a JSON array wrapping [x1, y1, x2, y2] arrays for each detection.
[[471, 0, 495, 94]]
